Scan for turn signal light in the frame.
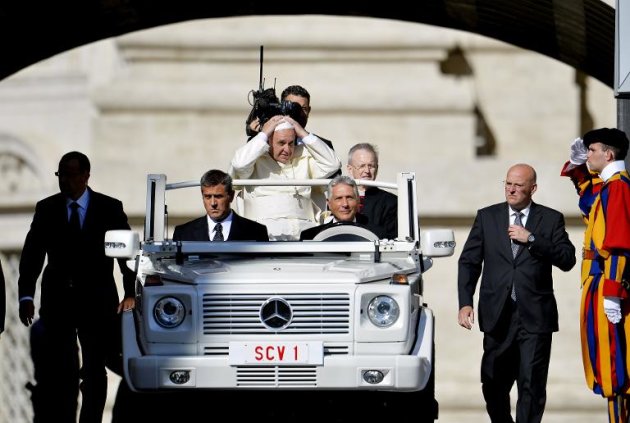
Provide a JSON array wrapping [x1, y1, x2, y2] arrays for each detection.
[[390, 273, 409, 285]]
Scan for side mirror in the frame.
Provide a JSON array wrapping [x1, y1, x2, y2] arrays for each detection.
[[105, 230, 140, 258], [421, 229, 456, 258]]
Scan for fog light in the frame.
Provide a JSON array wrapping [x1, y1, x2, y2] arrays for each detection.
[[362, 370, 384, 384], [169, 370, 190, 385]]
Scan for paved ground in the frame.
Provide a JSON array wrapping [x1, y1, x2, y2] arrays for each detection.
[[103, 374, 607, 422], [437, 409, 602, 423]]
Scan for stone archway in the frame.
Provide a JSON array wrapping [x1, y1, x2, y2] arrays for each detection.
[[0, 1, 615, 86]]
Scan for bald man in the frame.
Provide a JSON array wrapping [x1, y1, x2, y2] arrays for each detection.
[[457, 163, 576, 423]]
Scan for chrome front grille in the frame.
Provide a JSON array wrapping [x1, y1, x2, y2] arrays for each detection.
[[202, 293, 351, 335]]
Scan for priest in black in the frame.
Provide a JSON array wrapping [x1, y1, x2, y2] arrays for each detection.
[[346, 143, 397, 239]]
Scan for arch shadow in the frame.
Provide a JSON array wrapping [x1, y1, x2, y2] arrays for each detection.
[[0, 1, 614, 86]]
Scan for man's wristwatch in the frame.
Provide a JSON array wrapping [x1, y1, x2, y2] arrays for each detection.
[[527, 233, 535, 246]]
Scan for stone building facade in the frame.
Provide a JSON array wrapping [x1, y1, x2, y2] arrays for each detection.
[[0, 15, 616, 422]]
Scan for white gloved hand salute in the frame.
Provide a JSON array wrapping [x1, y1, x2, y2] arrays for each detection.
[[604, 296, 622, 324], [569, 137, 588, 165]]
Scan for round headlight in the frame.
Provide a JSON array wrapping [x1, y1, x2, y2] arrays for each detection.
[[153, 296, 186, 328], [367, 295, 400, 328]]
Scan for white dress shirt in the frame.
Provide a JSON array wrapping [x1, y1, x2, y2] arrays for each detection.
[[207, 211, 233, 240]]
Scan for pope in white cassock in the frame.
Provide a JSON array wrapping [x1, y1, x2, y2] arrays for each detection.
[[229, 114, 341, 240]]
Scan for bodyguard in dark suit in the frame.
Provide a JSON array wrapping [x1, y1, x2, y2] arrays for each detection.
[[346, 143, 397, 239], [300, 175, 386, 241], [457, 163, 575, 423], [18, 151, 136, 423], [173, 169, 269, 242]]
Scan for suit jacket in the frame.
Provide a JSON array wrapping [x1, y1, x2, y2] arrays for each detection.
[[172, 211, 269, 241], [299, 213, 386, 241], [18, 187, 136, 320], [457, 201, 575, 334], [362, 187, 397, 239]]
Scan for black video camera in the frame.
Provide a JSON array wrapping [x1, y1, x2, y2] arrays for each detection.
[[245, 46, 307, 137], [246, 88, 307, 137]]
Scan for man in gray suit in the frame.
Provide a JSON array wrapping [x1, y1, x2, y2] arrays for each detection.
[[300, 175, 386, 241], [173, 169, 269, 242], [457, 163, 576, 423]]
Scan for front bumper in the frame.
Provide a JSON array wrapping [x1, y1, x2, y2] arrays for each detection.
[[121, 308, 434, 392]]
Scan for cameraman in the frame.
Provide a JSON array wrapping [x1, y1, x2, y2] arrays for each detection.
[[230, 115, 341, 241], [247, 85, 335, 151]]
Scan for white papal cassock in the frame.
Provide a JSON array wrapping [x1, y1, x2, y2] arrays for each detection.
[[229, 132, 341, 240]]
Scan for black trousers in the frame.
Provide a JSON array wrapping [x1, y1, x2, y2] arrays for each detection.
[[481, 301, 552, 423], [29, 318, 79, 423], [30, 300, 121, 423]]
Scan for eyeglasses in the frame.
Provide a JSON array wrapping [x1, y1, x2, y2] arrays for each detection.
[[351, 164, 378, 172]]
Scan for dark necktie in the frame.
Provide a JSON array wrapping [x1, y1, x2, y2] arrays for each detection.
[[511, 211, 524, 258], [213, 222, 224, 241], [510, 211, 524, 301], [69, 202, 81, 234]]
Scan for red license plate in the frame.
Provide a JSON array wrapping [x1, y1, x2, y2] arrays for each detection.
[[228, 341, 323, 365]]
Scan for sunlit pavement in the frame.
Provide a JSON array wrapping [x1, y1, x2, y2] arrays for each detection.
[[436, 409, 602, 423]]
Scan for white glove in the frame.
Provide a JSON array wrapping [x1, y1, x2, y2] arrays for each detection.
[[569, 137, 588, 165], [604, 296, 622, 324]]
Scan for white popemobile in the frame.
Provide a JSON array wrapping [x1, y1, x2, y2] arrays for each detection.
[[105, 172, 455, 422]]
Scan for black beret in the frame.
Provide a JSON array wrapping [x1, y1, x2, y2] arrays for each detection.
[[583, 127, 629, 160]]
